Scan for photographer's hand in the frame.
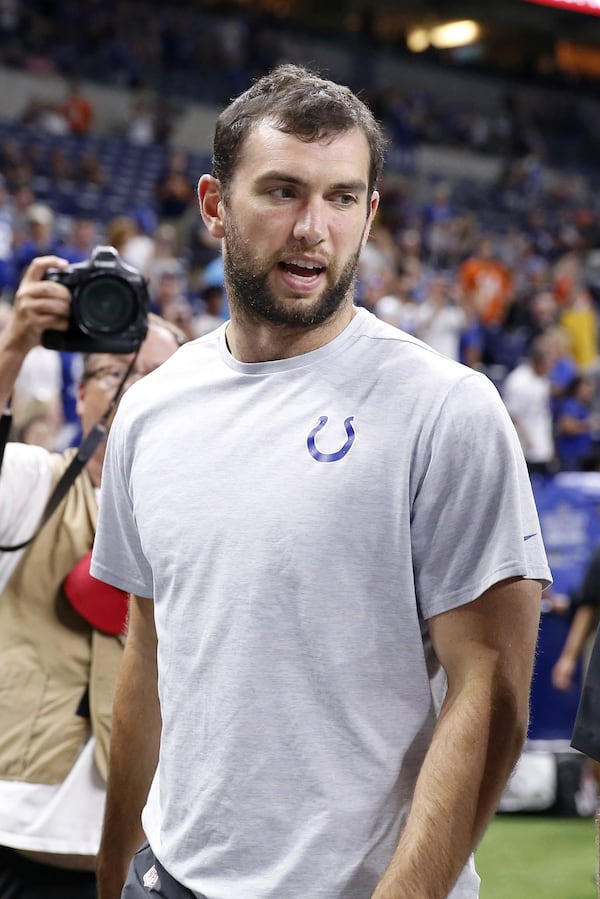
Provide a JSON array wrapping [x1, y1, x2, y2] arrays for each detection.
[[0, 255, 70, 410]]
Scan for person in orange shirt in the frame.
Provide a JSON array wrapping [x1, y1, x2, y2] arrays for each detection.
[[458, 235, 513, 327], [59, 79, 94, 135]]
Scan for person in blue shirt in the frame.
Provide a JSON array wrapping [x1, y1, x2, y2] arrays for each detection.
[[13, 203, 62, 280], [555, 374, 600, 472]]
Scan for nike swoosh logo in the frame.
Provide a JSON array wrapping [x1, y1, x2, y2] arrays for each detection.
[[524, 533, 537, 541]]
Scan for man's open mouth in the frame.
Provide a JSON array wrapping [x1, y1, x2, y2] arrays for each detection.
[[279, 260, 326, 278]]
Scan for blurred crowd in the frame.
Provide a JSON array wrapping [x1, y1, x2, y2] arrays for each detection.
[[1, 1, 600, 477]]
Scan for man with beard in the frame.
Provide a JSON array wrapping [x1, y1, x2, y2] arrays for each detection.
[[92, 65, 551, 899]]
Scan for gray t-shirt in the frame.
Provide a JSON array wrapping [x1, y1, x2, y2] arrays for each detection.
[[92, 307, 551, 898]]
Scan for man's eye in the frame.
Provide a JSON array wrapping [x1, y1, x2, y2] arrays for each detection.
[[270, 187, 295, 199], [337, 193, 358, 206], [106, 370, 129, 383]]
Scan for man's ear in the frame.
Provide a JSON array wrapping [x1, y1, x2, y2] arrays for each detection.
[[75, 380, 85, 420], [361, 189, 380, 251], [198, 175, 225, 239]]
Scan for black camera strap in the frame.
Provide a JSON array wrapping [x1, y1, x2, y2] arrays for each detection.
[[0, 401, 12, 472], [0, 349, 140, 553]]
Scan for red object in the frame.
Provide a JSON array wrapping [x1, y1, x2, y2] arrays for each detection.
[[63, 550, 128, 635], [521, 0, 600, 15]]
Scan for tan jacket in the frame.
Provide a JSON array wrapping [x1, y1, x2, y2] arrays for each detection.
[[0, 449, 124, 785]]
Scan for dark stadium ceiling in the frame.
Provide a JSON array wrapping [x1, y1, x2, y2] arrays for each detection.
[[227, 0, 600, 79], [263, 0, 600, 39]]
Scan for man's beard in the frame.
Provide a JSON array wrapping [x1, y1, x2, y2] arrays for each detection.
[[222, 220, 363, 329]]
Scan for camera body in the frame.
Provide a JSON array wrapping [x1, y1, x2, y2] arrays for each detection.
[[42, 245, 149, 353]]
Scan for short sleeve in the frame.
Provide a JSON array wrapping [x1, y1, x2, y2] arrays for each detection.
[[411, 373, 552, 619], [90, 412, 154, 598]]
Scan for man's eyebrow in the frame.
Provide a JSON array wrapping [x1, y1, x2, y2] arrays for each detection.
[[256, 170, 302, 184], [255, 171, 368, 193], [329, 179, 368, 194]]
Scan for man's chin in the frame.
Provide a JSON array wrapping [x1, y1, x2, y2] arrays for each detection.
[[263, 294, 345, 329]]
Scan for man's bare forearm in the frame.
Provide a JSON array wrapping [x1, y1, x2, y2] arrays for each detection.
[[97, 597, 161, 899], [372, 579, 541, 899], [371, 671, 525, 898]]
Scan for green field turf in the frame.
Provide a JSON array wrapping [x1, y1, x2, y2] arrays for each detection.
[[476, 814, 597, 899]]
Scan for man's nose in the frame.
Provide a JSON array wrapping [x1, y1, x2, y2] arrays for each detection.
[[292, 198, 326, 245]]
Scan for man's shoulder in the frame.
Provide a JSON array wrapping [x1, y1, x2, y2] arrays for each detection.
[[357, 309, 479, 385], [3, 441, 54, 474]]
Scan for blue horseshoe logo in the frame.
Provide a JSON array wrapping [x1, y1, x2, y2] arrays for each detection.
[[307, 415, 356, 463]]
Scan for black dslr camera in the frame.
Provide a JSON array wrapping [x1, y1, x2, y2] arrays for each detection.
[[42, 245, 149, 353]]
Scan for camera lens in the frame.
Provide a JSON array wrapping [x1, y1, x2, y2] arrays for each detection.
[[76, 275, 137, 334]]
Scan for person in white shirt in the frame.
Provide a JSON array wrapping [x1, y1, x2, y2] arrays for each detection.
[[502, 333, 557, 476], [0, 259, 179, 898], [413, 273, 466, 361], [92, 64, 550, 899]]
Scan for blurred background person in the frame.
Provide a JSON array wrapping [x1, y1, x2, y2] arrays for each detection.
[[412, 273, 466, 361], [502, 333, 557, 476], [554, 374, 600, 472], [0, 255, 181, 898]]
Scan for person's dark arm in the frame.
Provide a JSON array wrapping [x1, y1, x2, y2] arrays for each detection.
[[552, 604, 598, 691]]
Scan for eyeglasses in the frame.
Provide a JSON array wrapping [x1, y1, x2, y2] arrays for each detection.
[[82, 366, 148, 390]]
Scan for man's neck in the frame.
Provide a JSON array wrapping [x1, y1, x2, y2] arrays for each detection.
[[225, 304, 357, 364]]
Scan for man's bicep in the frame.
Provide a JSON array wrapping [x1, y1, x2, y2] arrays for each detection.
[[428, 577, 542, 691], [116, 595, 160, 736], [127, 594, 157, 657]]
